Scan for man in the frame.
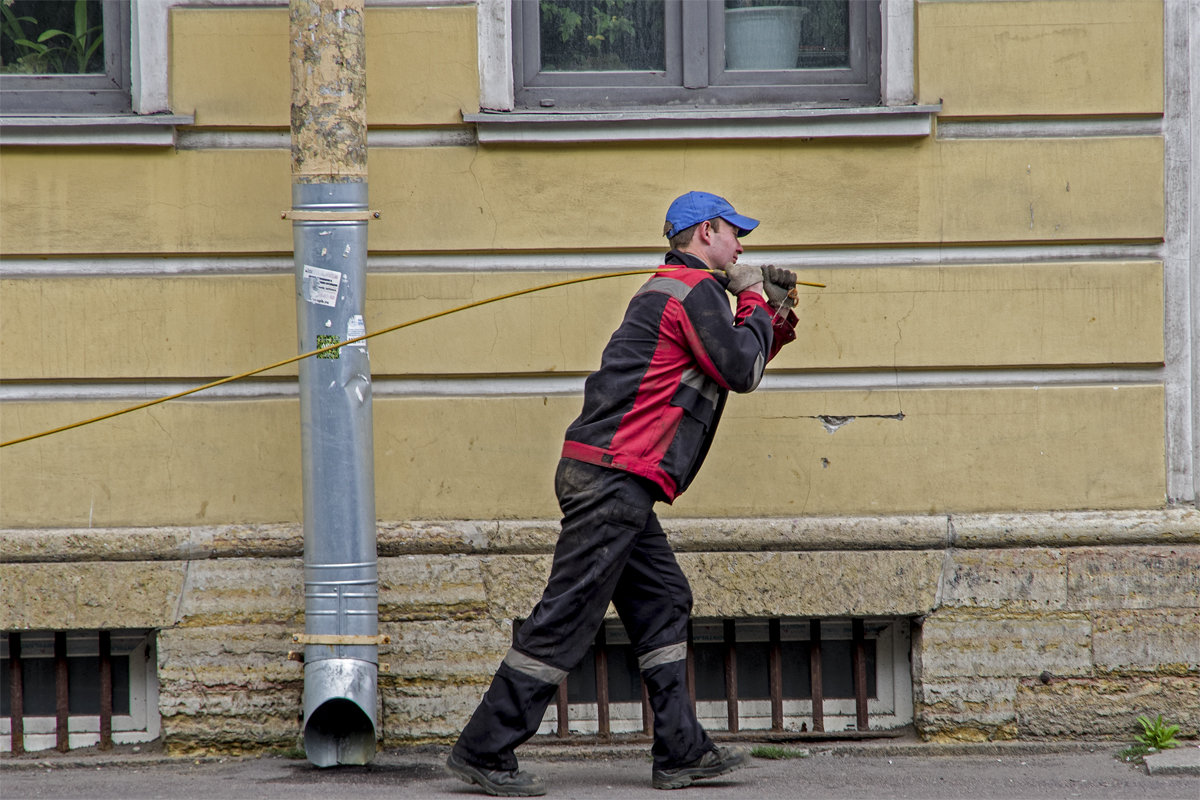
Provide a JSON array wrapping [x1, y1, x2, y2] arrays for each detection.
[[446, 191, 799, 796]]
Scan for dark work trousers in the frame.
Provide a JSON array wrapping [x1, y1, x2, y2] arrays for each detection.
[[451, 458, 713, 772]]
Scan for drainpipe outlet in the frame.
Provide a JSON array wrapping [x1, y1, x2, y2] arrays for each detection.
[[303, 657, 378, 767]]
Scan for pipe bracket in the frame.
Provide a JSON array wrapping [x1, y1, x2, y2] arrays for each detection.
[[281, 210, 381, 221], [293, 633, 390, 645]]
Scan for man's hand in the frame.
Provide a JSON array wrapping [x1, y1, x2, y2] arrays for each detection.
[[724, 263, 763, 295], [762, 264, 798, 311]]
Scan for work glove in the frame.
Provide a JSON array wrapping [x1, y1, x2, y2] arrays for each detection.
[[762, 264, 798, 312], [724, 263, 763, 295]]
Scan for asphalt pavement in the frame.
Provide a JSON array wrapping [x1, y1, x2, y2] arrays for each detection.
[[2, 739, 1198, 800]]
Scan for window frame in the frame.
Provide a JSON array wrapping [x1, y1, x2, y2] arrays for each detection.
[[512, 0, 881, 111], [0, 0, 132, 115], [1, 630, 159, 753]]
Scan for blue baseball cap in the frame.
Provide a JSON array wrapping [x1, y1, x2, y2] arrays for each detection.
[[664, 191, 759, 239]]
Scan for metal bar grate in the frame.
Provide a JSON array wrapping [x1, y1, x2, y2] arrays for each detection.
[[541, 617, 892, 739], [555, 681, 569, 738], [640, 679, 652, 735], [99, 631, 113, 750], [852, 619, 869, 731], [768, 618, 783, 731], [723, 619, 738, 733], [810, 619, 824, 732], [8, 632, 24, 755], [54, 632, 69, 753], [685, 622, 696, 709], [593, 626, 610, 738]]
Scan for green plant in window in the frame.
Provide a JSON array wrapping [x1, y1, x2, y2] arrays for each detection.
[[540, 0, 584, 43], [539, 0, 661, 72], [1, 0, 45, 72], [0, 0, 103, 75]]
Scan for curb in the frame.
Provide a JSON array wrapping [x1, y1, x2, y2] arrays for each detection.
[[1144, 746, 1200, 776], [4, 739, 1198, 775]]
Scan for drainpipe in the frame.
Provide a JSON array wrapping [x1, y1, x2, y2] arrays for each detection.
[[288, 0, 378, 768]]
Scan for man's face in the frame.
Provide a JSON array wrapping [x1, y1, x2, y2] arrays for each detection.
[[706, 219, 744, 270]]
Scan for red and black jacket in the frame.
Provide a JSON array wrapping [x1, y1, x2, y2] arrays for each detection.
[[562, 250, 797, 502]]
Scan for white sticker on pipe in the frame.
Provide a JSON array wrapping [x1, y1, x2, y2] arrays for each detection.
[[347, 314, 367, 348], [302, 265, 342, 307]]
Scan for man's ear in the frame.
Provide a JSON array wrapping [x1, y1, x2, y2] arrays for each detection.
[[695, 220, 714, 245]]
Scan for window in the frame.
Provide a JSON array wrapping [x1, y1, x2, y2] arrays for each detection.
[[2, 630, 159, 753], [532, 617, 912, 737], [0, 0, 131, 114], [513, 0, 881, 110]]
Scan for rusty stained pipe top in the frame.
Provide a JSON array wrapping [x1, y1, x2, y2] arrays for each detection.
[[290, 0, 367, 184]]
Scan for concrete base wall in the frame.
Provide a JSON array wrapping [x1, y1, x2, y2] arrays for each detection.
[[2, 509, 1197, 753]]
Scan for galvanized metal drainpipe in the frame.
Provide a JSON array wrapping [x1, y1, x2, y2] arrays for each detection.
[[289, 0, 378, 768]]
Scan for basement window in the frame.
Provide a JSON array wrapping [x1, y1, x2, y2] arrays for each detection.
[[531, 617, 912, 737], [1, 630, 159, 753]]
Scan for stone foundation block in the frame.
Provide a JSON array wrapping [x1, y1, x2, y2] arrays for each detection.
[[1017, 676, 1200, 738], [162, 711, 301, 754], [940, 548, 1067, 610], [381, 618, 510, 680], [381, 682, 489, 741], [919, 610, 1092, 678], [0, 561, 185, 630], [1091, 609, 1200, 674], [157, 624, 301, 682], [680, 550, 943, 617], [175, 558, 302, 625], [479, 555, 553, 619], [915, 677, 1019, 742], [1065, 546, 1200, 609], [379, 554, 488, 620]]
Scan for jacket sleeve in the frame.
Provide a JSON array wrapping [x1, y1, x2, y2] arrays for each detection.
[[675, 278, 779, 393], [767, 307, 798, 361]]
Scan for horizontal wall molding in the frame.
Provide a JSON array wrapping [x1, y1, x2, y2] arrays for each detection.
[[936, 116, 1163, 140], [0, 368, 1165, 405], [15, 113, 1157, 150], [175, 127, 476, 150], [0, 115, 196, 147], [0, 243, 1164, 278], [2, 509, 1196, 563], [465, 105, 941, 144]]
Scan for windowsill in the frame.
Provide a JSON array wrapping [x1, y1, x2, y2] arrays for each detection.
[[463, 104, 940, 144], [0, 114, 195, 147]]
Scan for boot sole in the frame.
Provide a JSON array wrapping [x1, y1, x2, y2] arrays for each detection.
[[652, 752, 749, 790], [445, 755, 547, 797]]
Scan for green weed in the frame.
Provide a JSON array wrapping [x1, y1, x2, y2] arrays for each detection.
[[750, 744, 810, 760], [1135, 714, 1181, 751]]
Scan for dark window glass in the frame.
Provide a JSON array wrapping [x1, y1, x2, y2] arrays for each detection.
[[0, 0, 105, 74], [539, 0, 665, 72], [1, 654, 131, 717]]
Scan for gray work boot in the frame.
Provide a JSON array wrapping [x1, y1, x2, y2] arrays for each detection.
[[651, 744, 751, 790], [446, 752, 547, 797]]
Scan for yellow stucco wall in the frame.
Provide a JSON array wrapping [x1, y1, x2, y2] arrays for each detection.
[[917, 0, 1164, 117], [0, 385, 1166, 526], [169, 2, 1169, 125], [0, 0, 1170, 529], [0, 261, 1164, 380], [170, 5, 479, 127], [0, 136, 1165, 256]]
